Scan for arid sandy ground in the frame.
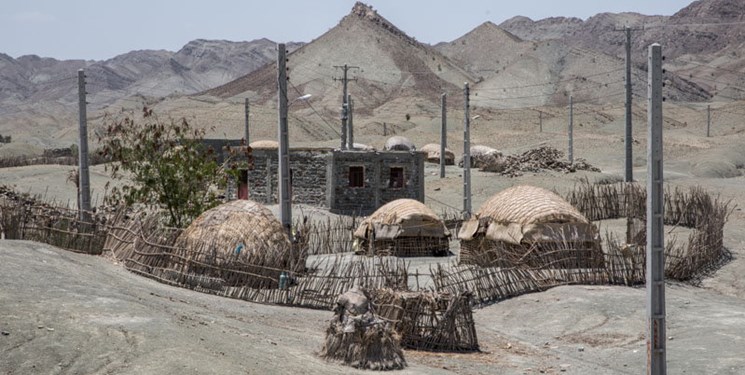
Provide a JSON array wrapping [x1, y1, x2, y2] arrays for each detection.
[[2, 108, 745, 373]]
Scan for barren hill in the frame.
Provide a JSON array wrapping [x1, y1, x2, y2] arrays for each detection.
[[205, 2, 476, 113], [0, 39, 300, 148], [499, 0, 745, 100], [437, 21, 708, 108]]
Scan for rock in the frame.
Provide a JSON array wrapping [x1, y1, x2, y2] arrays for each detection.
[[1, 331, 9, 336]]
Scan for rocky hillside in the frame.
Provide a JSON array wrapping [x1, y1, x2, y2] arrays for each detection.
[[437, 21, 709, 108], [205, 2, 475, 112], [0, 39, 301, 106], [499, 0, 745, 100]]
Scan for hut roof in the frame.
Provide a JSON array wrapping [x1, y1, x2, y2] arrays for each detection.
[[353, 143, 376, 151], [477, 185, 588, 225], [469, 145, 501, 157], [249, 140, 278, 149], [420, 143, 455, 160], [178, 199, 290, 254], [384, 136, 415, 151], [354, 199, 449, 239]]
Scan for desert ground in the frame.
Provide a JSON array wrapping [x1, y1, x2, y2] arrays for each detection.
[[2, 111, 745, 374]]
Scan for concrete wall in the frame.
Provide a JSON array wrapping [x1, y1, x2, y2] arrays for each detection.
[[327, 150, 425, 215]]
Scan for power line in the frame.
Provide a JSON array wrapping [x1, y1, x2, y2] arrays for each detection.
[[288, 81, 341, 136]]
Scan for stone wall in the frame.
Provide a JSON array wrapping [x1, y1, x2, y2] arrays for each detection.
[[245, 148, 425, 215], [247, 148, 330, 206], [327, 150, 425, 215]]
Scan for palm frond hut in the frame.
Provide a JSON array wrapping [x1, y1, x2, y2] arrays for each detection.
[[354, 199, 450, 257], [419, 143, 455, 165], [172, 200, 300, 288], [459, 145, 502, 168], [458, 185, 601, 268], [384, 136, 416, 151]]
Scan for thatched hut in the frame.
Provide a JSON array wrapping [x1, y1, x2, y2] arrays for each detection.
[[354, 199, 450, 257], [458, 185, 601, 268], [419, 143, 455, 165], [459, 145, 502, 168], [172, 200, 300, 288], [249, 140, 278, 149], [384, 136, 416, 151]]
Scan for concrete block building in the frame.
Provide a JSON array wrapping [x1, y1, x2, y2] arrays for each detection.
[[245, 147, 425, 216]]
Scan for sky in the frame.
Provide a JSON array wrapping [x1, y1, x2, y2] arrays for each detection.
[[2, 0, 695, 61]]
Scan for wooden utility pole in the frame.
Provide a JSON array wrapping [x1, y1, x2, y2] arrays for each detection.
[[277, 44, 291, 236], [646, 42, 666, 375], [463, 83, 471, 218], [77, 69, 91, 225], [347, 94, 354, 149], [625, 26, 634, 182], [333, 64, 359, 150], [568, 95, 574, 164], [440, 93, 447, 178]]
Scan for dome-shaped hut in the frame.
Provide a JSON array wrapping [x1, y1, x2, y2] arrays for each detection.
[[384, 136, 416, 151], [459, 145, 502, 168], [249, 140, 279, 149], [458, 185, 601, 268], [173, 200, 299, 288], [419, 143, 455, 165], [354, 199, 450, 257]]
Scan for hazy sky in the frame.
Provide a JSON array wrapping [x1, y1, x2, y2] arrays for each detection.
[[2, 0, 694, 61]]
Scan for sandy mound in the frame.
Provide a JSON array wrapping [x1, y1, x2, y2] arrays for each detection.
[[690, 146, 745, 178]]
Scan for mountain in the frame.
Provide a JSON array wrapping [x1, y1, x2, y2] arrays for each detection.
[[499, 0, 745, 100], [0, 39, 303, 148], [0, 39, 301, 107], [205, 2, 476, 112], [437, 21, 708, 108]]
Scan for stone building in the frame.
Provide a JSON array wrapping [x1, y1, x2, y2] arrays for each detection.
[[245, 148, 425, 216], [326, 149, 425, 215]]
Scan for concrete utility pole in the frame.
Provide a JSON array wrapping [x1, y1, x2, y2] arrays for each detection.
[[707, 105, 711, 138], [646, 42, 666, 375], [625, 26, 634, 182], [347, 94, 354, 149], [568, 95, 574, 164], [77, 69, 91, 225], [463, 83, 472, 218], [277, 44, 292, 237], [333, 64, 359, 150], [440, 93, 447, 178], [539, 110, 543, 133], [244, 98, 250, 144]]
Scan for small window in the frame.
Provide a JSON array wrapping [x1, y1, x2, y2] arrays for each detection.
[[388, 167, 405, 188], [349, 166, 364, 187]]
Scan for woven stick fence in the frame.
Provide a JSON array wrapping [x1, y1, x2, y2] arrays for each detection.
[[0, 190, 107, 254], [434, 183, 732, 306], [373, 289, 479, 352]]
